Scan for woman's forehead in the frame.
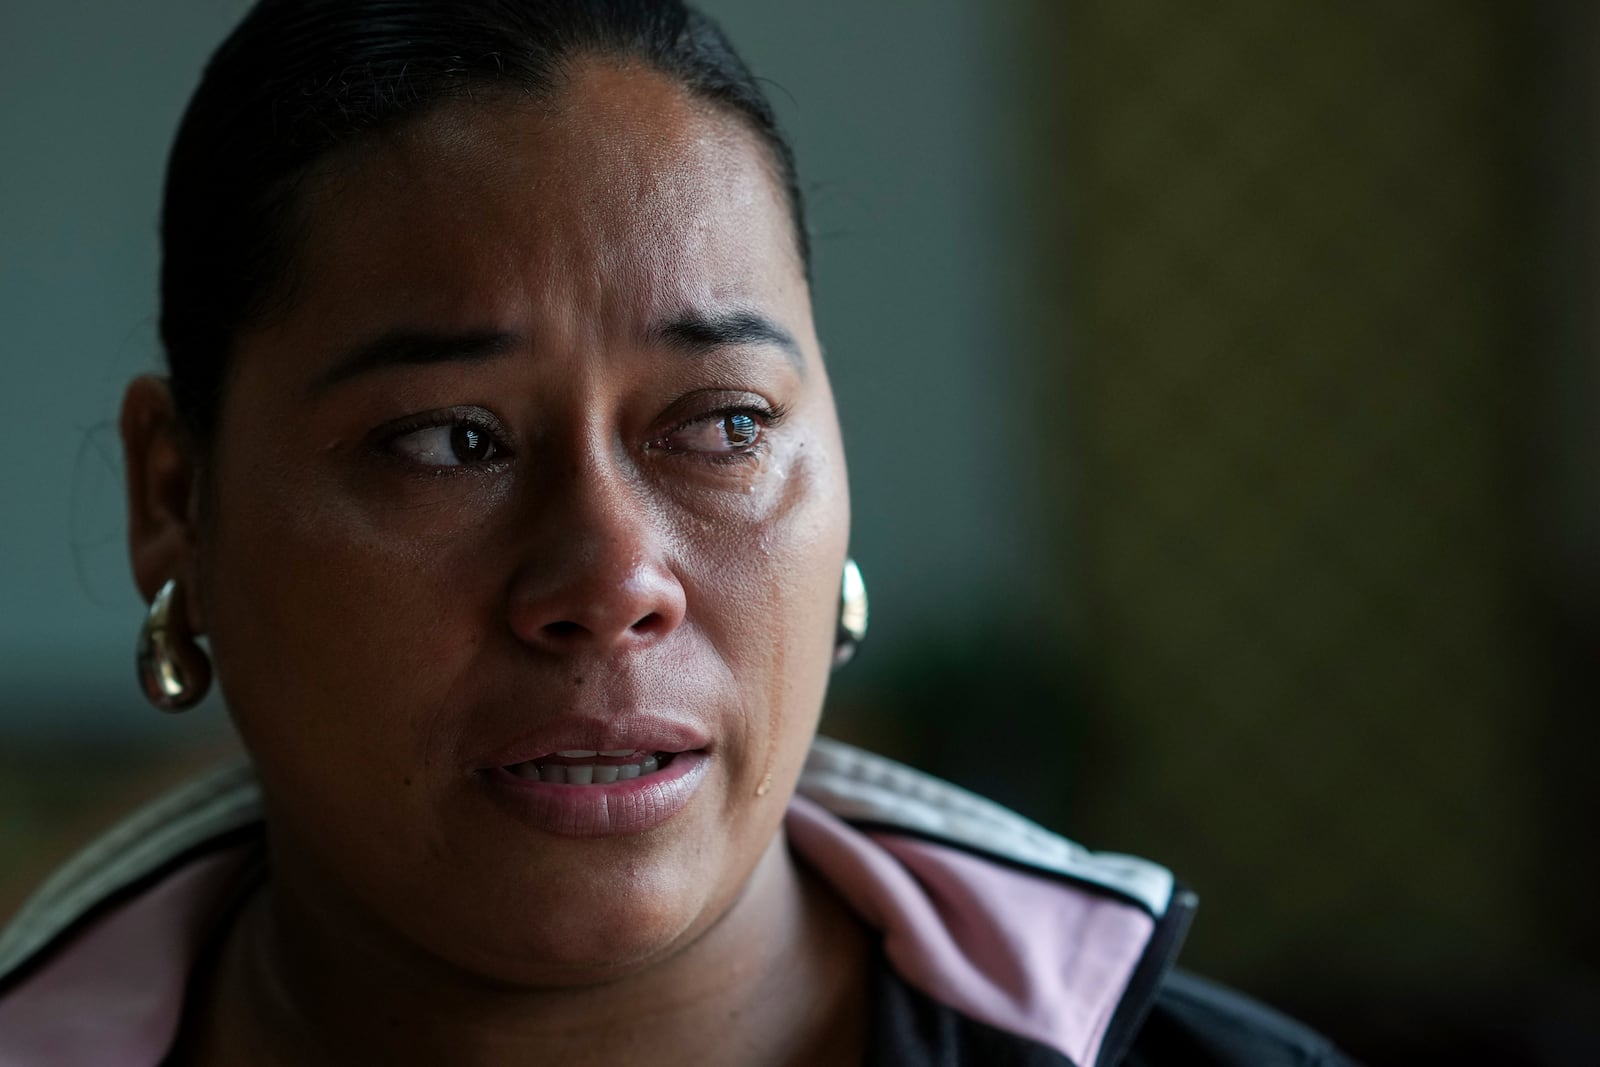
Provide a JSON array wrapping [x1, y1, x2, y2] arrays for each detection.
[[278, 62, 805, 346]]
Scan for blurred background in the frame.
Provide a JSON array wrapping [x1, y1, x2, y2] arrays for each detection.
[[2, 1, 1597, 1063]]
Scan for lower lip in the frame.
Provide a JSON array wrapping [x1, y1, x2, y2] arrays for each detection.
[[479, 751, 710, 837]]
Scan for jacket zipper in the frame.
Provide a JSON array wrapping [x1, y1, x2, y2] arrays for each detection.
[[1092, 884, 1198, 1066]]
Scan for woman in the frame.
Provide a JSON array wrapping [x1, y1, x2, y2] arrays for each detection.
[[0, 2, 1352, 1064]]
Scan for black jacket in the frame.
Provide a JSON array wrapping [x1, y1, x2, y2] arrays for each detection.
[[871, 958, 1355, 1064]]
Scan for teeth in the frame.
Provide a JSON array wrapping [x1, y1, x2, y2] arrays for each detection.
[[600, 749, 635, 758], [555, 749, 598, 758], [507, 752, 673, 786]]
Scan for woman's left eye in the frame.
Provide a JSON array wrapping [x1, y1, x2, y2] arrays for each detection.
[[387, 418, 507, 468], [659, 410, 768, 456]]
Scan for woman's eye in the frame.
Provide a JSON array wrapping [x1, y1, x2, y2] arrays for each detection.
[[389, 421, 505, 467], [664, 411, 765, 455]]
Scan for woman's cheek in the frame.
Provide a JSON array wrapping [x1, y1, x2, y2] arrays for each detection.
[[205, 479, 491, 753]]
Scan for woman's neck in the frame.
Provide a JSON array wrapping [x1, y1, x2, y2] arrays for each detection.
[[181, 834, 871, 1067]]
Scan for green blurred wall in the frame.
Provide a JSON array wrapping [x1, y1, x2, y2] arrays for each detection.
[[1037, 0, 1572, 1024]]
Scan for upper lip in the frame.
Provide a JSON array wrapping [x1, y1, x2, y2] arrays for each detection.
[[476, 712, 712, 770]]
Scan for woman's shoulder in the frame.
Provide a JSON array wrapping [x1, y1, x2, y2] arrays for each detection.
[[0, 762, 263, 1066], [0, 761, 261, 986], [795, 738, 1359, 1066], [796, 735, 1176, 913]]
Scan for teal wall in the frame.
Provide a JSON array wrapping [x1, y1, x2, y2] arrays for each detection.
[[0, 1, 1039, 738]]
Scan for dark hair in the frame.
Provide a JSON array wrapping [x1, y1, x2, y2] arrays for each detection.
[[160, 0, 807, 443]]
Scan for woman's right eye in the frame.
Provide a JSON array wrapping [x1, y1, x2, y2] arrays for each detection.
[[387, 418, 508, 468]]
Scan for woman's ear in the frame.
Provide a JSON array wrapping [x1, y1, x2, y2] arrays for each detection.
[[121, 375, 205, 626]]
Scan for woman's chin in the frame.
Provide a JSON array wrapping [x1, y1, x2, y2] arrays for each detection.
[[402, 865, 723, 989], [452, 922, 705, 991]]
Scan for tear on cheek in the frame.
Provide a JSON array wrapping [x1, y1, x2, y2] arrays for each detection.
[[753, 450, 816, 524]]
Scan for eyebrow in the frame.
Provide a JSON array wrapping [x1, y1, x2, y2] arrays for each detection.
[[313, 308, 803, 391], [315, 329, 524, 390], [651, 309, 805, 375]]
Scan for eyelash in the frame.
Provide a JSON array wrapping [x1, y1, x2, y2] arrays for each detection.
[[377, 408, 512, 473], [374, 401, 788, 472], [655, 402, 789, 464]]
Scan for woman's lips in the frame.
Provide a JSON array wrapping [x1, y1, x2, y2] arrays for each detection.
[[480, 749, 709, 837]]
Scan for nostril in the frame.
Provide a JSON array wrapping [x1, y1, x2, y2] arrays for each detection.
[[534, 614, 664, 646], [542, 620, 585, 639]]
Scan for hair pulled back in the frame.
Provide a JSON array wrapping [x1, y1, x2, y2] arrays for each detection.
[[160, 0, 807, 443]]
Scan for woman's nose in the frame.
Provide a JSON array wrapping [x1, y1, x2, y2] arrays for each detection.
[[504, 472, 687, 655]]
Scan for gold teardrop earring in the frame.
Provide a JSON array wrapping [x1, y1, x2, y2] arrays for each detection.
[[136, 577, 213, 712], [833, 558, 868, 668]]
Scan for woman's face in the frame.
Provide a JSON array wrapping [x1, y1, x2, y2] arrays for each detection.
[[186, 61, 848, 983]]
